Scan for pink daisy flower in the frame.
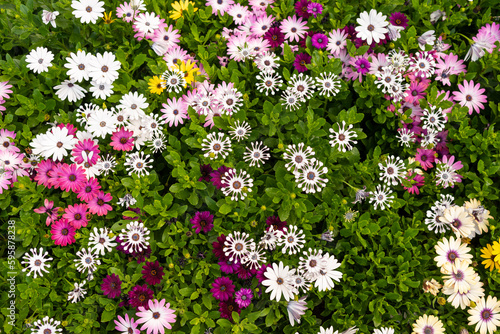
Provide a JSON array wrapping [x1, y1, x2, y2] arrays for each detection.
[[77, 177, 102, 203], [211, 277, 235, 301], [227, 4, 250, 25], [163, 46, 189, 69], [0, 81, 13, 100], [152, 25, 180, 51], [403, 172, 425, 195], [72, 139, 100, 165], [57, 123, 78, 137], [88, 191, 113, 216], [34, 199, 60, 226], [161, 97, 189, 127], [116, 2, 135, 22], [110, 128, 135, 151], [405, 81, 428, 104], [206, 0, 234, 15], [0, 129, 19, 154], [250, 14, 275, 37], [63, 203, 89, 229], [136, 299, 177, 333], [51, 218, 76, 246], [0, 170, 12, 194], [280, 15, 308, 43], [293, 53, 311, 73], [327, 29, 348, 56], [57, 163, 86, 193], [234, 288, 253, 308], [368, 52, 388, 74], [114, 314, 140, 334], [306, 2, 322, 18], [47, 162, 64, 190], [435, 53, 466, 86], [452, 80, 487, 115], [415, 148, 435, 171], [311, 33, 328, 49]]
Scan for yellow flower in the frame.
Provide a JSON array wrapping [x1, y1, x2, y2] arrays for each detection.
[[148, 76, 165, 94], [169, 0, 198, 20], [487, 241, 500, 267], [174, 59, 200, 86], [103, 11, 116, 24]]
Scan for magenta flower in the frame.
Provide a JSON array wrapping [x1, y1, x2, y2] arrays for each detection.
[[212, 234, 228, 261], [264, 27, 285, 48], [110, 127, 135, 151], [306, 2, 323, 17], [405, 81, 428, 104], [102, 274, 122, 299], [293, 53, 311, 73], [34, 199, 60, 226], [403, 172, 425, 195], [266, 215, 287, 231], [211, 277, 235, 301], [452, 80, 487, 115], [77, 177, 101, 203], [219, 260, 241, 274], [51, 218, 76, 246], [128, 284, 154, 310], [114, 314, 140, 334], [311, 33, 328, 49], [415, 148, 435, 171], [34, 159, 55, 188], [72, 139, 100, 165], [235, 288, 253, 308], [88, 191, 112, 216], [210, 166, 231, 189], [389, 12, 408, 28], [190, 211, 214, 234], [57, 163, 86, 193], [63, 203, 88, 229], [219, 298, 241, 320], [237, 266, 255, 279], [294, 0, 312, 19], [136, 299, 176, 333], [141, 261, 165, 285], [347, 55, 370, 82]]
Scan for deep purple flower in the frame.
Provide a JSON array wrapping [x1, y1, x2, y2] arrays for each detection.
[[212, 234, 228, 261], [141, 261, 165, 285], [190, 211, 214, 234], [256, 264, 271, 284], [264, 27, 285, 48], [198, 164, 213, 182], [306, 2, 323, 17], [219, 299, 241, 320], [128, 284, 154, 310], [311, 33, 328, 49], [294, 0, 312, 19], [211, 277, 235, 301], [131, 245, 152, 264], [235, 288, 253, 308], [293, 53, 311, 73], [210, 166, 231, 189], [101, 274, 122, 299], [341, 25, 356, 41], [219, 260, 241, 274], [266, 215, 287, 232], [389, 12, 409, 29], [237, 265, 254, 280]]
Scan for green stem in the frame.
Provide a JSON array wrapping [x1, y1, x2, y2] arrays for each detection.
[[342, 180, 358, 190], [455, 33, 474, 44]]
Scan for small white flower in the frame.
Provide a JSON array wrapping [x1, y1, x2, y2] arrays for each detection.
[[42, 10, 59, 28], [294, 158, 328, 194], [259, 226, 280, 250], [277, 225, 306, 255], [26, 47, 54, 74], [314, 253, 342, 292], [21, 248, 53, 279], [30, 126, 78, 161], [422, 105, 446, 132], [254, 51, 280, 73], [117, 91, 149, 119], [375, 67, 402, 94], [228, 120, 252, 142], [378, 155, 406, 186], [418, 30, 436, 50], [329, 121, 358, 152], [119, 221, 151, 253], [223, 231, 256, 264], [243, 141, 270, 167], [373, 328, 395, 334], [97, 154, 116, 176], [118, 193, 137, 207], [68, 280, 87, 303], [54, 79, 87, 103], [221, 169, 254, 201], [71, 0, 105, 24], [262, 261, 295, 302], [256, 72, 283, 95], [241, 245, 266, 270], [89, 80, 114, 99], [287, 296, 308, 326], [396, 128, 415, 147], [283, 143, 315, 172], [124, 151, 152, 177], [287, 73, 316, 100], [316, 72, 341, 97], [86, 107, 117, 138], [281, 90, 303, 110], [369, 184, 395, 210], [201, 132, 232, 160], [161, 69, 186, 93], [87, 51, 121, 85], [64, 50, 92, 82], [148, 133, 167, 153], [299, 248, 326, 281], [410, 51, 436, 78], [74, 248, 100, 276], [88, 227, 117, 256], [355, 9, 389, 45]]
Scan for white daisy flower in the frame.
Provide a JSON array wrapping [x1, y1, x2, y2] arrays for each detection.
[[21, 248, 53, 279], [161, 69, 186, 93], [442, 260, 480, 294], [54, 79, 87, 103], [119, 221, 151, 253], [378, 155, 406, 186], [117, 91, 149, 119], [228, 120, 252, 142], [256, 72, 283, 95], [74, 248, 100, 276], [259, 225, 280, 250], [88, 227, 116, 256], [117, 193, 137, 207], [241, 244, 266, 270], [215, 84, 243, 115], [31, 316, 62, 334], [434, 236, 473, 268], [422, 105, 446, 132], [369, 184, 394, 210], [223, 231, 256, 264], [26, 47, 54, 74], [318, 326, 336, 334], [440, 206, 475, 239], [281, 90, 303, 110], [42, 10, 59, 28], [96, 154, 116, 176], [148, 133, 167, 153], [68, 280, 87, 303], [396, 128, 415, 147], [289, 269, 310, 294], [467, 295, 500, 334], [133, 12, 161, 39], [86, 107, 117, 138], [388, 81, 409, 102], [243, 141, 270, 167], [294, 158, 328, 194], [124, 151, 152, 177], [89, 80, 114, 99], [287, 73, 316, 100], [277, 225, 306, 255], [375, 67, 402, 94], [329, 121, 358, 152], [443, 280, 484, 310], [71, 0, 105, 24], [355, 9, 389, 45], [386, 49, 410, 73], [201, 132, 232, 160], [64, 50, 93, 82], [283, 142, 314, 172], [221, 169, 254, 201], [254, 51, 280, 73], [87, 52, 121, 85], [76, 103, 100, 126], [262, 261, 295, 302], [287, 295, 308, 326], [374, 328, 395, 334], [417, 30, 436, 50], [142, 113, 164, 136], [299, 248, 326, 281], [410, 51, 436, 78], [314, 253, 342, 292], [421, 129, 438, 147], [30, 126, 78, 161], [316, 72, 341, 97]]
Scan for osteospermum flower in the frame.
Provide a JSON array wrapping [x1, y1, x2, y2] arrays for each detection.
[[110, 127, 134, 151], [54, 79, 87, 102], [415, 148, 435, 171], [124, 152, 152, 177], [71, 0, 105, 24], [114, 314, 140, 334], [88, 227, 117, 255], [329, 121, 358, 152], [21, 248, 53, 279], [51, 219, 76, 246], [412, 315, 445, 334], [201, 133, 232, 160], [63, 203, 89, 229], [294, 158, 328, 194], [101, 274, 122, 299], [235, 288, 253, 308], [369, 184, 394, 210], [481, 244, 500, 272], [228, 120, 252, 142], [355, 9, 389, 45], [136, 299, 177, 333], [190, 211, 214, 234], [223, 231, 256, 264], [88, 51, 121, 85], [119, 221, 151, 253], [434, 236, 473, 268], [314, 253, 342, 292], [148, 76, 165, 94], [221, 169, 253, 201], [293, 52, 311, 72], [141, 261, 165, 286], [31, 316, 62, 334], [440, 206, 475, 238], [128, 284, 154, 310], [87, 191, 112, 216], [243, 141, 270, 167], [378, 155, 406, 186], [211, 277, 235, 301], [262, 261, 295, 302], [283, 143, 314, 172], [452, 80, 487, 115], [278, 225, 306, 255], [57, 163, 87, 193], [281, 15, 308, 42], [316, 72, 341, 97], [26, 47, 54, 74], [442, 259, 479, 294], [31, 126, 78, 162]]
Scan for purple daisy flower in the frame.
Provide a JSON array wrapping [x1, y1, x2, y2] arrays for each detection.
[[354, 57, 370, 75], [210, 166, 231, 189], [294, 0, 312, 19], [211, 277, 235, 301], [141, 261, 165, 285], [190, 211, 214, 234], [306, 2, 323, 18], [415, 148, 435, 171], [219, 260, 241, 274], [219, 298, 241, 320], [101, 274, 122, 299], [212, 234, 228, 261], [293, 53, 311, 73], [237, 265, 255, 280], [341, 25, 357, 41], [266, 216, 287, 231], [389, 12, 409, 29], [311, 33, 328, 49], [128, 284, 154, 310], [235, 288, 253, 308], [198, 164, 213, 182], [264, 27, 285, 48]]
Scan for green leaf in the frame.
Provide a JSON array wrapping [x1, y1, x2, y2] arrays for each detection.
[[219, 203, 232, 215]]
